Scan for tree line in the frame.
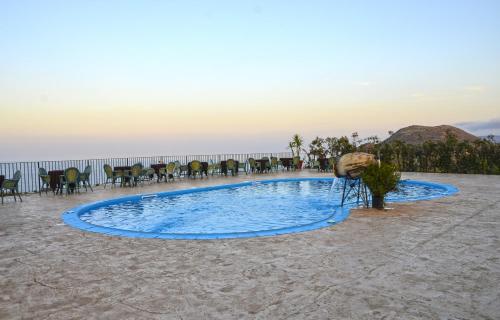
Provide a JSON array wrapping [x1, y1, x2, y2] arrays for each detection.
[[288, 132, 500, 175]]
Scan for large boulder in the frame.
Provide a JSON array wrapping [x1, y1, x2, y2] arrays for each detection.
[[334, 152, 377, 178]]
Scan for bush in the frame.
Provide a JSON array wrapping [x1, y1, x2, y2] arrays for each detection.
[[361, 163, 401, 198]]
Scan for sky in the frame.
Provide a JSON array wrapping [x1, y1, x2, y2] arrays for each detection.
[[1, 0, 499, 161]]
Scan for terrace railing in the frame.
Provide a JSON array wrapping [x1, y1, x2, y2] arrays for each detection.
[[0, 152, 293, 193]]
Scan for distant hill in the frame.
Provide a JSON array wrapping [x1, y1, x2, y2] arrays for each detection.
[[384, 125, 479, 145]]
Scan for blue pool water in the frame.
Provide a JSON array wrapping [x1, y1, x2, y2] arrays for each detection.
[[62, 178, 458, 239]]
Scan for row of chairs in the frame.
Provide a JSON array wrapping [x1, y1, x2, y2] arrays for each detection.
[[38, 166, 93, 195], [102, 157, 301, 188], [241, 156, 301, 174], [175, 156, 301, 178], [103, 163, 155, 188], [0, 156, 302, 203], [102, 156, 302, 187], [311, 158, 335, 172]]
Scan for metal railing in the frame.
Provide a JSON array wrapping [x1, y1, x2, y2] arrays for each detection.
[[0, 152, 293, 193]]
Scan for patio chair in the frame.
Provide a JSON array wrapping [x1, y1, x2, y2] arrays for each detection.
[[158, 167, 167, 182], [238, 160, 248, 174], [165, 162, 176, 181], [173, 161, 181, 177], [38, 168, 51, 195], [142, 168, 155, 184], [313, 160, 320, 171], [248, 158, 259, 173], [226, 159, 236, 176], [1, 170, 22, 204], [270, 157, 280, 172], [180, 164, 188, 178], [103, 164, 121, 188], [79, 165, 93, 192], [208, 160, 220, 176], [61, 167, 80, 194], [130, 163, 144, 187], [261, 157, 271, 173], [190, 160, 202, 178]]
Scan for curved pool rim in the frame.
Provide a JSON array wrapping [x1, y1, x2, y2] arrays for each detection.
[[61, 178, 458, 240]]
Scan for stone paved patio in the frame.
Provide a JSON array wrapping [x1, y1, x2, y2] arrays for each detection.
[[0, 171, 499, 319]]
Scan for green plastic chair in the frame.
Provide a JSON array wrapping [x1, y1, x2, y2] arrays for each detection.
[[270, 157, 280, 172], [131, 163, 144, 186], [248, 158, 259, 173], [61, 167, 80, 194], [238, 160, 248, 174], [313, 160, 320, 171], [79, 165, 93, 192], [1, 171, 22, 204], [158, 167, 167, 182], [208, 160, 220, 176], [174, 161, 182, 178], [190, 160, 202, 178], [166, 162, 176, 181], [103, 164, 121, 188], [261, 157, 271, 173], [226, 159, 236, 176], [142, 168, 155, 183], [38, 167, 51, 195]]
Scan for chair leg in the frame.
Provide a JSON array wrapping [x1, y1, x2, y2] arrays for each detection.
[[17, 190, 22, 202]]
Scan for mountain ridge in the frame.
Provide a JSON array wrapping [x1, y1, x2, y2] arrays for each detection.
[[383, 125, 479, 145]]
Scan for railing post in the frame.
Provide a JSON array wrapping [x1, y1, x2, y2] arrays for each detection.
[[37, 162, 40, 193]]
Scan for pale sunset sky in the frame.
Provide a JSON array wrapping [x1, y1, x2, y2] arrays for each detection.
[[1, 0, 499, 161]]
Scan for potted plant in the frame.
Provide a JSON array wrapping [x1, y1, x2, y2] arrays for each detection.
[[361, 162, 401, 209]]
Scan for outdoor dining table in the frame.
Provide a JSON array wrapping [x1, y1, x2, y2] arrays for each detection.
[[280, 158, 293, 170], [150, 163, 166, 181], [256, 159, 270, 173], [220, 160, 239, 175], [150, 164, 166, 175], [114, 166, 131, 171], [113, 166, 132, 186], [48, 170, 64, 193]]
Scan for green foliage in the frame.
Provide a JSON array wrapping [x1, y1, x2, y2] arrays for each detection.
[[308, 137, 326, 159], [361, 163, 401, 197], [377, 131, 500, 174], [290, 130, 500, 175]]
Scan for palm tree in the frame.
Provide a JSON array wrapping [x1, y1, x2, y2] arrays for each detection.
[[291, 134, 304, 158]]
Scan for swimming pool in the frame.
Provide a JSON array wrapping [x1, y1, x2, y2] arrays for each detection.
[[62, 178, 458, 239]]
